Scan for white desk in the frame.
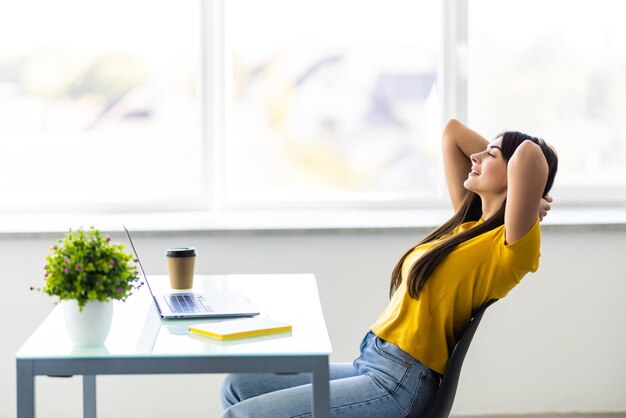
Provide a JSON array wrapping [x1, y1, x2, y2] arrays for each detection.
[[16, 274, 332, 417]]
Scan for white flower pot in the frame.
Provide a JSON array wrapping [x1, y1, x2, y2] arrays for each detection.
[[63, 300, 113, 346]]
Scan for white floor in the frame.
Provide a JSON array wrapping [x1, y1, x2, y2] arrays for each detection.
[[463, 414, 626, 418]]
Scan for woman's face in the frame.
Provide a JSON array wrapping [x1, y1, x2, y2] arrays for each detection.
[[463, 137, 508, 198]]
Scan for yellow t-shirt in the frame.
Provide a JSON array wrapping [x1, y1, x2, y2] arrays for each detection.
[[370, 219, 541, 375]]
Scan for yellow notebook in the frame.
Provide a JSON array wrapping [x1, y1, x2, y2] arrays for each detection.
[[188, 318, 292, 340]]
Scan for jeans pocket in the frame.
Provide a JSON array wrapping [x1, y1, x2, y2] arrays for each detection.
[[425, 370, 441, 391], [359, 331, 373, 352], [372, 336, 415, 368], [407, 370, 440, 417]]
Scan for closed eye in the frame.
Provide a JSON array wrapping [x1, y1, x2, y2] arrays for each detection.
[[488, 145, 502, 157]]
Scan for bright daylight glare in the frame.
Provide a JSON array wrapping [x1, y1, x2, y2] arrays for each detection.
[[224, 0, 443, 206], [469, 0, 626, 196], [0, 0, 202, 211], [1, 0, 625, 211]]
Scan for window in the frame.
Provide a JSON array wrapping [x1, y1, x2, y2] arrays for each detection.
[[1, 0, 624, 214], [0, 0, 202, 211], [468, 0, 626, 204], [222, 0, 442, 208]]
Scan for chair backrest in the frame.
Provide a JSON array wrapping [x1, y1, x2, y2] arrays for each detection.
[[422, 299, 498, 418]]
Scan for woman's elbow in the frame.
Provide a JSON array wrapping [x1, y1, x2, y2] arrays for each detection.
[[512, 141, 545, 165], [509, 141, 549, 184], [442, 118, 462, 144], [443, 118, 461, 134]]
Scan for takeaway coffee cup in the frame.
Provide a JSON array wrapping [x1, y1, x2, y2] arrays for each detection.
[[165, 247, 197, 289]]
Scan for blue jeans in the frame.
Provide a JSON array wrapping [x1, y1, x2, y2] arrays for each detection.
[[220, 331, 441, 418]]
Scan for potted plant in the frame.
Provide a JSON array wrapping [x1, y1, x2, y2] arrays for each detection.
[[33, 227, 141, 345]]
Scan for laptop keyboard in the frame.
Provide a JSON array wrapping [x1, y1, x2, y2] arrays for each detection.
[[164, 294, 213, 313]]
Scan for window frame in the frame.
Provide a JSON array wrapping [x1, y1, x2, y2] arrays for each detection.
[[2, 0, 624, 214]]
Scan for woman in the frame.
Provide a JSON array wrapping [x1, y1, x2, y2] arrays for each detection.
[[220, 119, 558, 418]]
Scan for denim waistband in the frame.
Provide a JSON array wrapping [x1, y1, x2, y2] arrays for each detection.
[[364, 330, 442, 380]]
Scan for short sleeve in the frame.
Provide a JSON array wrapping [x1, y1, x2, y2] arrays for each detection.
[[497, 218, 541, 274]]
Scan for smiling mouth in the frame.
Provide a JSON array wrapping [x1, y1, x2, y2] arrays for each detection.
[[470, 166, 480, 175]]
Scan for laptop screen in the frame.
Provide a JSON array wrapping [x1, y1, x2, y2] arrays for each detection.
[[123, 225, 156, 299]]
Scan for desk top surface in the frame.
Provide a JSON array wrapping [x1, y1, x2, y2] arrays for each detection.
[[17, 274, 333, 359]]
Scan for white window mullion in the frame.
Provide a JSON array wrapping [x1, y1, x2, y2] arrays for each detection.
[[203, 0, 226, 211], [442, 0, 468, 123], [200, 0, 213, 210]]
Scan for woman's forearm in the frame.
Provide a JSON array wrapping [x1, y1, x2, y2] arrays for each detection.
[[442, 119, 488, 159], [442, 119, 489, 209]]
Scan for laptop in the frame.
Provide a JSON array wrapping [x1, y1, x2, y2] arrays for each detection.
[[123, 226, 259, 319]]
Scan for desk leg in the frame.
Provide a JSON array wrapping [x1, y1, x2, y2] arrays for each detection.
[[83, 375, 97, 418], [311, 356, 330, 418], [16, 359, 35, 418]]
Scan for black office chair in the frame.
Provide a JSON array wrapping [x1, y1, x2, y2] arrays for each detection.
[[422, 299, 498, 418]]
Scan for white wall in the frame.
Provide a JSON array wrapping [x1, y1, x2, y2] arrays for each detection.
[[2, 225, 625, 417]]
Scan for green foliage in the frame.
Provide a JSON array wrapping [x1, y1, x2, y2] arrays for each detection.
[[36, 227, 140, 311]]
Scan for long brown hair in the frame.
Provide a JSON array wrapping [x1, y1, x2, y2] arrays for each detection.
[[389, 131, 559, 299]]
